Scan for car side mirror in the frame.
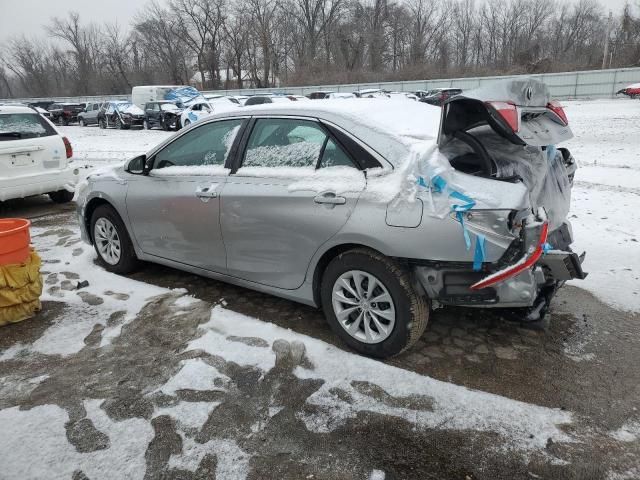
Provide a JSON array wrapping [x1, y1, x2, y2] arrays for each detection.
[[126, 155, 147, 175]]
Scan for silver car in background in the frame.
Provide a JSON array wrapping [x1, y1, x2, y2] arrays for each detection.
[[77, 79, 586, 357]]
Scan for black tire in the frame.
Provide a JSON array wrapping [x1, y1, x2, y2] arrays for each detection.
[[320, 248, 429, 358], [183, 119, 191, 128], [161, 118, 170, 131], [143, 119, 150, 130], [115, 117, 124, 130], [90, 204, 139, 274], [57, 116, 64, 126], [99, 118, 106, 129], [48, 190, 74, 204], [79, 118, 86, 127]]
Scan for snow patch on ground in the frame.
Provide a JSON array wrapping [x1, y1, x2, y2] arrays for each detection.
[[610, 421, 640, 442], [0, 400, 153, 480], [159, 358, 229, 395], [168, 436, 251, 478], [188, 306, 573, 453]]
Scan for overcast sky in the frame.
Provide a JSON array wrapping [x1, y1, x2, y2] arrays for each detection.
[[0, 0, 633, 44]]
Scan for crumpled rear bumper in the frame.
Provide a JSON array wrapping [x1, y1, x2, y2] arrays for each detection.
[[414, 216, 587, 309]]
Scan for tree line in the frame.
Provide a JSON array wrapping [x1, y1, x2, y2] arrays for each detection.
[[1, 0, 639, 99]]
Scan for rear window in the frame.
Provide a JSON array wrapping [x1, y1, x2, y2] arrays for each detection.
[[0, 113, 57, 141]]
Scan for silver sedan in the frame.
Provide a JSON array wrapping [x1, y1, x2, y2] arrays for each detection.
[[77, 80, 586, 357]]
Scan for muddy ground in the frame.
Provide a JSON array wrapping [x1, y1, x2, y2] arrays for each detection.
[[1, 197, 639, 480]]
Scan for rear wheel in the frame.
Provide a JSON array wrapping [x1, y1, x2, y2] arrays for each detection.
[[90, 204, 139, 274], [48, 190, 74, 204], [320, 249, 429, 358]]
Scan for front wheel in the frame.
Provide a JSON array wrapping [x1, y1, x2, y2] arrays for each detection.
[[99, 119, 106, 129], [143, 119, 150, 130], [183, 119, 191, 127], [90, 204, 139, 274], [79, 118, 86, 127], [320, 249, 429, 358], [116, 117, 125, 130]]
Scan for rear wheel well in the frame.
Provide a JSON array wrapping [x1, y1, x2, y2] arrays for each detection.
[[312, 244, 387, 307], [84, 198, 112, 244]]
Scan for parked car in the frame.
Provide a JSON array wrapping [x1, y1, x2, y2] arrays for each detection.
[[327, 92, 356, 99], [78, 102, 104, 127], [77, 79, 585, 358], [47, 103, 85, 126], [388, 92, 418, 101], [244, 95, 292, 106], [616, 83, 640, 99], [353, 88, 389, 98], [0, 105, 78, 203], [143, 101, 184, 130], [180, 101, 215, 128], [308, 91, 335, 100], [98, 101, 145, 130], [204, 94, 241, 106], [419, 88, 463, 106], [28, 101, 55, 111]]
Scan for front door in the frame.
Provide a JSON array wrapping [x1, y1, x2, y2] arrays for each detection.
[[221, 117, 365, 290], [126, 118, 245, 272]]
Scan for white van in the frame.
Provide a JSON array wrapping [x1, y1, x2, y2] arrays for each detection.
[[131, 86, 187, 110]]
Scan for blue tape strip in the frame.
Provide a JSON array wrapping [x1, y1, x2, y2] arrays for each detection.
[[417, 176, 428, 188], [432, 175, 447, 193], [542, 242, 553, 254], [473, 235, 486, 271]]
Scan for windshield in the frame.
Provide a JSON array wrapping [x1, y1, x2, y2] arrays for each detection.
[[0, 113, 56, 141]]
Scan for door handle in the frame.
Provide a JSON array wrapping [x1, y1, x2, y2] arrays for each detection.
[[195, 185, 218, 199], [314, 193, 346, 205]]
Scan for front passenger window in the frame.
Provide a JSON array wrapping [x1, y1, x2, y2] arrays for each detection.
[[153, 119, 243, 170]]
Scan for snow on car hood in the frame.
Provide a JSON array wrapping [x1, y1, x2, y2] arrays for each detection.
[[119, 104, 144, 115]]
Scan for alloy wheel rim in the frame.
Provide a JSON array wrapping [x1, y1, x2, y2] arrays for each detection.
[[331, 270, 396, 344], [94, 218, 121, 265]]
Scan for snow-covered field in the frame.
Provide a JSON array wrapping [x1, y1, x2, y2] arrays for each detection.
[[61, 98, 640, 313]]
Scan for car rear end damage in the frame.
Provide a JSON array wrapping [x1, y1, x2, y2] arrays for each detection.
[[410, 79, 586, 318]]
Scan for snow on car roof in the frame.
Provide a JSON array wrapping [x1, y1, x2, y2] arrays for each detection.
[[625, 83, 640, 89], [0, 105, 39, 114], [208, 99, 442, 166]]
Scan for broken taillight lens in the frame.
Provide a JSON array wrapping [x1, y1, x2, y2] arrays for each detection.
[[486, 101, 520, 133], [547, 100, 568, 125], [470, 222, 549, 291], [62, 136, 73, 159]]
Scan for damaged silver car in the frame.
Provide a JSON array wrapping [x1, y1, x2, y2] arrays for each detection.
[[77, 78, 586, 358]]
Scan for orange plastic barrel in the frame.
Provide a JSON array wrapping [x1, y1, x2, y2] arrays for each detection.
[[0, 219, 31, 265]]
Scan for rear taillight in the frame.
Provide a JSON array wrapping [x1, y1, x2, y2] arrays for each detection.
[[470, 222, 549, 290], [486, 101, 520, 132], [547, 100, 568, 125], [62, 136, 73, 159]]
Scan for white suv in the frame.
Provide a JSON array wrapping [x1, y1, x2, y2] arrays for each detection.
[[0, 105, 79, 203]]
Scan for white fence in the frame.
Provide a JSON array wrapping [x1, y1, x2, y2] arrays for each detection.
[[4, 66, 640, 104]]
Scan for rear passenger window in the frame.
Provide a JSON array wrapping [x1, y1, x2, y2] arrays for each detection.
[[319, 138, 356, 169], [243, 118, 327, 168]]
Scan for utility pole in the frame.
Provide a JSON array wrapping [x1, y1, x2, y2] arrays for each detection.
[[602, 10, 613, 70]]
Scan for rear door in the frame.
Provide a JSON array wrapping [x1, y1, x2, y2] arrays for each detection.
[[220, 116, 365, 290], [125, 118, 246, 272]]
